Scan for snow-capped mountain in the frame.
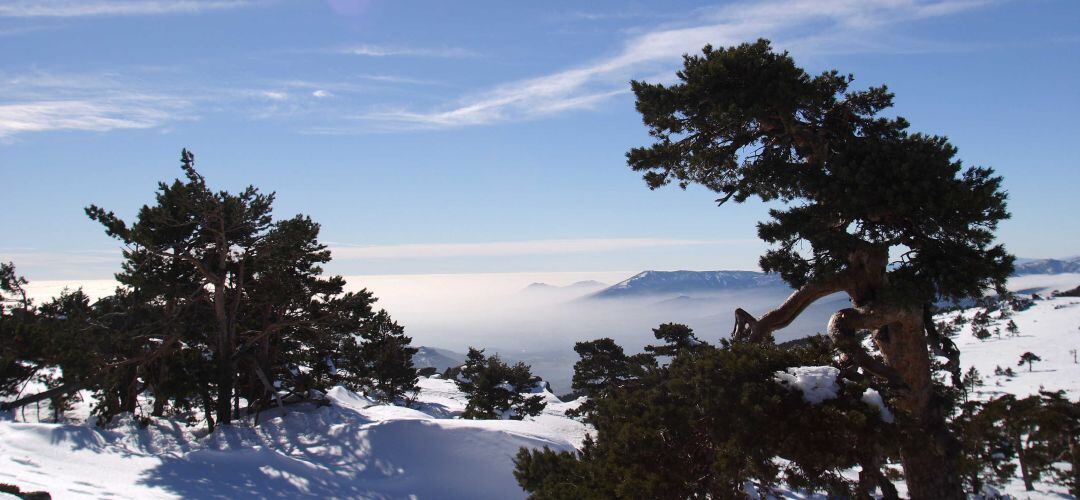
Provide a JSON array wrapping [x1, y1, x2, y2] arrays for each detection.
[[589, 270, 785, 299], [1013, 256, 1080, 275]]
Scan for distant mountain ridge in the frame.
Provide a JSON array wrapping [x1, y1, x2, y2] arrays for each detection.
[[1013, 257, 1080, 276], [522, 280, 607, 293], [589, 270, 784, 299], [412, 346, 466, 372], [573, 258, 1080, 301]]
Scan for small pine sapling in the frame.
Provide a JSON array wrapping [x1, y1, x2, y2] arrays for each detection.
[[1017, 352, 1042, 372], [962, 366, 983, 401]]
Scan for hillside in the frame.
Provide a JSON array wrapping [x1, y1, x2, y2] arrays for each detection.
[[950, 295, 1080, 399], [2, 289, 1078, 498]]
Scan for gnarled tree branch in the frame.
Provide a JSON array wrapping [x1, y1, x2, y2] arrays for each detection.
[[828, 307, 908, 389], [732, 273, 850, 343]]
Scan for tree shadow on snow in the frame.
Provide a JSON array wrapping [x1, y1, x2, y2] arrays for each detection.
[[136, 406, 537, 499]]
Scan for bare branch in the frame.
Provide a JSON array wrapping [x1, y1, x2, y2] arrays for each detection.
[[732, 273, 850, 343]]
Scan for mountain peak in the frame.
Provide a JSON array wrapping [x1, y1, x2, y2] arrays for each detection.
[[591, 270, 783, 299]]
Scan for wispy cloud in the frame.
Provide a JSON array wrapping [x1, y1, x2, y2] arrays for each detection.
[[0, 100, 173, 137], [261, 90, 288, 101], [329, 238, 732, 260], [0, 0, 252, 18], [564, 10, 657, 22], [339, 44, 479, 59], [0, 72, 192, 138], [347, 0, 993, 131]]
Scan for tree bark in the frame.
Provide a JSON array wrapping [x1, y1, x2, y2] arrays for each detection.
[[873, 313, 965, 500], [201, 387, 215, 433], [212, 279, 235, 426], [1014, 434, 1034, 491], [119, 365, 139, 414], [1069, 440, 1079, 497]]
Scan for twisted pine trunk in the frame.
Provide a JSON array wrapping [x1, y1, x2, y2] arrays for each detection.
[[734, 247, 965, 499], [873, 313, 964, 500]]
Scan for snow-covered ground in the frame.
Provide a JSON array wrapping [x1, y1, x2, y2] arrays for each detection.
[[2, 275, 1077, 499], [952, 297, 1080, 400], [0, 378, 586, 499]]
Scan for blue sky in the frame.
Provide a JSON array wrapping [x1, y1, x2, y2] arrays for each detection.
[[2, 0, 1078, 281]]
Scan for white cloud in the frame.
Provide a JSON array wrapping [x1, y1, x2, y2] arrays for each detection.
[[329, 238, 730, 260], [356, 74, 443, 86], [261, 90, 288, 100], [339, 44, 478, 58], [0, 0, 252, 17], [351, 0, 992, 130], [312, 89, 331, 98], [0, 72, 191, 138], [0, 100, 164, 136]]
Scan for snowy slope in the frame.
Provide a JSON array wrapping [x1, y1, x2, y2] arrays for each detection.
[[951, 295, 1080, 399], [2, 281, 1078, 499], [0, 378, 586, 499]]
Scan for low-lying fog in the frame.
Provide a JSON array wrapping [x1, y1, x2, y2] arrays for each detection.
[[345, 272, 847, 393], [25, 271, 849, 393], [21, 271, 1080, 392]]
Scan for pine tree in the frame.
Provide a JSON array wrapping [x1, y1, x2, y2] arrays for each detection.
[[456, 348, 546, 420], [1017, 352, 1041, 372], [626, 39, 1012, 498], [952, 399, 1017, 494], [644, 323, 704, 357], [961, 366, 983, 401], [0, 150, 420, 426], [352, 310, 418, 402], [999, 394, 1059, 491], [1038, 391, 1080, 496], [568, 337, 655, 418], [516, 338, 900, 498], [0, 263, 38, 399]]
